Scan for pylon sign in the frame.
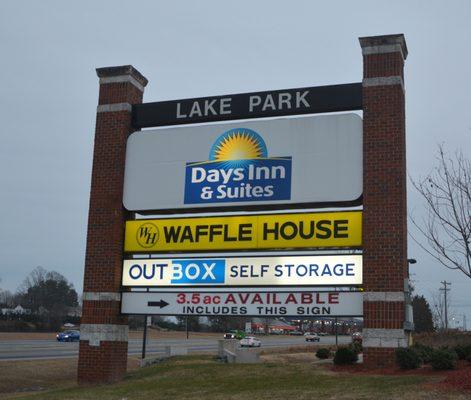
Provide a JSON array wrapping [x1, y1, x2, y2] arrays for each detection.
[[80, 36, 410, 384]]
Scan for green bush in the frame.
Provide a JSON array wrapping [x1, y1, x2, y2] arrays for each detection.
[[333, 347, 358, 365], [315, 348, 330, 359], [466, 353, 471, 363], [453, 344, 471, 360], [430, 349, 457, 370], [412, 343, 434, 364], [395, 348, 422, 370]]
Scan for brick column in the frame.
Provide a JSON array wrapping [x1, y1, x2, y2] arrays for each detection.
[[78, 65, 147, 383], [359, 34, 409, 367]]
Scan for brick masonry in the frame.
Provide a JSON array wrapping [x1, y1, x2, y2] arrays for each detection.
[[363, 347, 397, 368], [360, 34, 409, 368], [77, 65, 147, 384], [78, 341, 128, 383]]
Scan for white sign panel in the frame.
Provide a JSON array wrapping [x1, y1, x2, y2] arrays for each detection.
[[122, 255, 362, 287], [121, 290, 363, 317], [123, 113, 362, 211]]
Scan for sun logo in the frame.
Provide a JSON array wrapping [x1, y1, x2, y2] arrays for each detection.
[[209, 128, 268, 161]]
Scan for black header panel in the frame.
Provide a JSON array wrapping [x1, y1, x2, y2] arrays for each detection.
[[133, 83, 362, 128]]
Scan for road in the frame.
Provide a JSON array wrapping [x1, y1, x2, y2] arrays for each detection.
[[0, 335, 351, 361]]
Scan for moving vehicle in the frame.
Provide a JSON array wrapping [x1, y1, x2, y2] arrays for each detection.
[[224, 330, 245, 340], [304, 332, 320, 342], [56, 330, 80, 342], [289, 330, 304, 336], [240, 336, 261, 347]]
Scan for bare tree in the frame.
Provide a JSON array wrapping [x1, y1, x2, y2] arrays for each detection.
[[18, 266, 48, 293], [431, 291, 444, 330], [411, 145, 471, 278], [0, 289, 14, 307], [0, 278, 18, 308]]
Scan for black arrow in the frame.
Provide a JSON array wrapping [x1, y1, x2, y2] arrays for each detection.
[[147, 300, 169, 308]]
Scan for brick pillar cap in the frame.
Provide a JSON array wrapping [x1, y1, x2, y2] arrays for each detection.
[[359, 34, 408, 60], [96, 65, 148, 87]]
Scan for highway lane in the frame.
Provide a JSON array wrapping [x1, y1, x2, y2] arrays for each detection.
[[0, 335, 351, 361]]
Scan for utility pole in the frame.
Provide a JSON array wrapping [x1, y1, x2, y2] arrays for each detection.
[[334, 317, 338, 347], [142, 315, 148, 360], [439, 281, 451, 330], [463, 314, 467, 331]]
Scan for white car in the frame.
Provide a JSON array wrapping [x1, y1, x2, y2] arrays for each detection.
[[304, 332, 320, 342], [240, 336, 261, 347]]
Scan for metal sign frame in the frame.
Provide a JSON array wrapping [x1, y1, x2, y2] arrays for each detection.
[[122, 83, 365, 318], [121, 253, 363, 288]]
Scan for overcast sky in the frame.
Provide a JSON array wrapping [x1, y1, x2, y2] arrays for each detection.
[[1, 1, 470, 327]]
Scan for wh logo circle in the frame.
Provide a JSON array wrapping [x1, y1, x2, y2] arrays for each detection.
[[136, 223, 159, 248]]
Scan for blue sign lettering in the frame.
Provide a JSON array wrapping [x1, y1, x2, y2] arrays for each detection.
[[171, 259, 225, 284]]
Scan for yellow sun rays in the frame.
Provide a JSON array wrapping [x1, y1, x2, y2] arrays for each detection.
[[212, 131, 264, 161]]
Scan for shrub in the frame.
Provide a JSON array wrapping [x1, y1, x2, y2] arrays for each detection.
[[316, 348, 330, 359], [333, 347, 358, 365], [395, 348, 422, 370], [453, 344, 471, 360], [412, 343, 434, 364], [467, 353, 471, 363], [350, 341, 363, 354], [430, 349, 457, 370]]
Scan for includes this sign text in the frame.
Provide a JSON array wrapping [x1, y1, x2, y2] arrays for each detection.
[[121, 290, 363, 317]]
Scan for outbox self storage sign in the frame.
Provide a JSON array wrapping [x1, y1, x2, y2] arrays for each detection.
[[122, 255, 362, 287], [121, 290, 364, 317], [124, 211, 362, 253]]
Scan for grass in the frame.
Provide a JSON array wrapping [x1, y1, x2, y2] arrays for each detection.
[[0, 358, 77, 395], [0, 357, 140, 399], [1, 354, 468, 400]]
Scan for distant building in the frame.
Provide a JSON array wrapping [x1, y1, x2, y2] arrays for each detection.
[[1, 305, 30, 315], [250, 318, 297, 334]]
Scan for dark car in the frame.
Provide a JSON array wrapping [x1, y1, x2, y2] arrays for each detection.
[[56, 330, 80, 342]]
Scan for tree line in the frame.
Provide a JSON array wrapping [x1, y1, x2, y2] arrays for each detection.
[[0, 267, 78, 331]]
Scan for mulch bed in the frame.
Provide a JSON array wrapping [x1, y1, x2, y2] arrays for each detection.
[[327, 359, 471, 391], [438, 361, 471, 391], [329, 363, 444, 376]]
